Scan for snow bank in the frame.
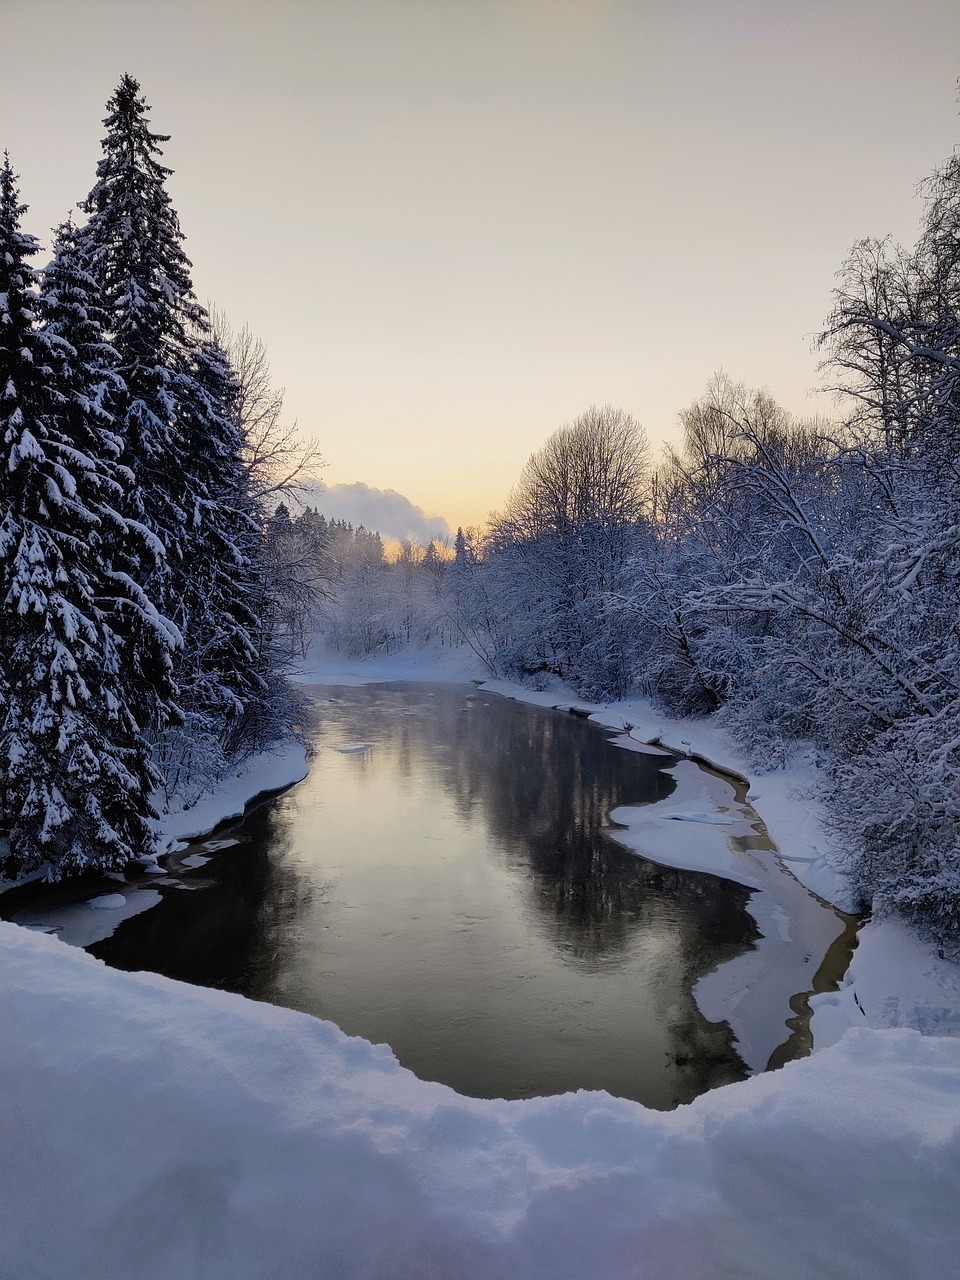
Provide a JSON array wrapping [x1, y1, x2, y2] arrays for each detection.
[[3, 920, 958, 1280], [811, 913, 960, 1045], [13, 889, 163, 947], [156, 738, 309, 850]]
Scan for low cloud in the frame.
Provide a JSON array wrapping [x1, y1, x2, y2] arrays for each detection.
[[299, 482, 452, 545]]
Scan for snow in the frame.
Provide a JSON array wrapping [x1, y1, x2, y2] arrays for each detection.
[[3, 920, 960, 1280], [811, 914, 960, 1044], [14, 889, 162, 946], [154, 737, 309, 850], [85, 892, 127, 908], [605, 758, 848, 1071], [5, 645, 960, 1275]]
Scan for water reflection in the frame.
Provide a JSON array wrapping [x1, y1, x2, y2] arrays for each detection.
[[79, 684, 762, 1107], [92, 807, 314, 997]]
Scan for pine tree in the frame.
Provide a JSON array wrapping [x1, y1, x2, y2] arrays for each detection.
[[0, 159, 163, 876]]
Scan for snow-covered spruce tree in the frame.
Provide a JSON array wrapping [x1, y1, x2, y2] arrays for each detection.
[[75, 75, 202, 743], [78, 75, 291, 781], [159, 335, 273, 790], [77, 75, 202, 585], [0, 160, 165, 877]]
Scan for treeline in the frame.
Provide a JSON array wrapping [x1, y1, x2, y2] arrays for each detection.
[[316, 149, 960, 948], [264, 504, 456, 657], [0, 76, 303, 881]]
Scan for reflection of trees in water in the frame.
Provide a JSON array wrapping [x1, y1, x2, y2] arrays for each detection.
[[385, 687, 755, 963], [327, 685, 758, 962], [89, 685, 759, 1104], [327, 685, 758, 1100], [91, 804, 314, 998]]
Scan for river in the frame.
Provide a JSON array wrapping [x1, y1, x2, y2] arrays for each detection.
[[5, 682, 855, 1109]]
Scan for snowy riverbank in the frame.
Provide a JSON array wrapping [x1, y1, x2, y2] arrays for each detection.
[[2, 738, 310, 949], [5, 645, 960, 1277], [155, 737, 310, 851]]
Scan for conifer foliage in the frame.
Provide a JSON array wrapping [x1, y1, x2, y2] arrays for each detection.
[[0, 158, 159, 876], [0, 78, 293, 881]]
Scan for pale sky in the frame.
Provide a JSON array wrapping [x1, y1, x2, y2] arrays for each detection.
[[4, 0, 960, 529]]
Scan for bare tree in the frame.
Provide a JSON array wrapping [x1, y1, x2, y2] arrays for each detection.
[[208, 306, 325, 502], [498, 404, 649, 539], [487, 405, 650, 695]]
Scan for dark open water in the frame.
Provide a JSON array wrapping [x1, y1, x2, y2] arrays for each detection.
[[83, 683, 761, 1108]]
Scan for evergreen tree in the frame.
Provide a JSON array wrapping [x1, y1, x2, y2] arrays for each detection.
[[0, 160, 162, 876], [77, 73, 203, 585], [169, 335, 268, 763], [78, 74, 277, 763]]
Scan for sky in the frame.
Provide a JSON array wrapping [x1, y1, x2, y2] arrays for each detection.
[[4, 0, 960, 533]]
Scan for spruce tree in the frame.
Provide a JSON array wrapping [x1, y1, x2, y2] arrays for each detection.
[[0, 160, 162, 876], [170, 335, 269, 764], [77, 76, 199, 743], [79, 75, 287, 774], [78, 75, 245, 751], [77, 73, 202, 586]]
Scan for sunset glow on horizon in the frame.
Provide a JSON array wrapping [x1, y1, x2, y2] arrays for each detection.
[[5, 0, 960, 531]]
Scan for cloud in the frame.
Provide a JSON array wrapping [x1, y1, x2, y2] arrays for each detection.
[[298, 482, 452, 545]]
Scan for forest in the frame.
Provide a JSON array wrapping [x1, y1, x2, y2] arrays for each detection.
[[2, 75, 958, 955]]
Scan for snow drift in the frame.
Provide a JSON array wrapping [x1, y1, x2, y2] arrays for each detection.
[[3, 921, 959, 1280]]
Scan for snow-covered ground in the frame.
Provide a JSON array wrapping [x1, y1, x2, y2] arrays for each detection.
[[5, 645, 960, 1278], [156, 737, 309, 850], [3, 921, 959, 1280]]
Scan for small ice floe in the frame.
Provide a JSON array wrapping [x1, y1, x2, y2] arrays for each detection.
[[15, 889, 163, 948], [330, 742, 375, 754], [179, 854, 210, 870], [465, 694, 478, 701], [663, 812, 739, 825], [86, 893, 127, 909]]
